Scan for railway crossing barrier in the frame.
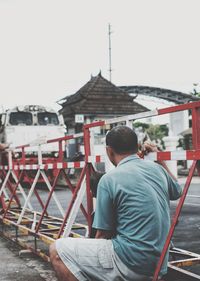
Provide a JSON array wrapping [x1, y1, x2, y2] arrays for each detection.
[[0, 101, 200, 280]]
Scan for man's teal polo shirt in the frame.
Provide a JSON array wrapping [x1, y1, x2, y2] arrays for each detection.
[[93, 154, 182, 276]]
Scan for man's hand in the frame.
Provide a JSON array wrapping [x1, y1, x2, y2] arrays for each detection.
[[142, 141, 159, 154], [0, 143, 9, 151], [142, 141, 177, 181]]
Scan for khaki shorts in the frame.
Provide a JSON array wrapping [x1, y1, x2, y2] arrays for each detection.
[[56, 238, 151, 281]]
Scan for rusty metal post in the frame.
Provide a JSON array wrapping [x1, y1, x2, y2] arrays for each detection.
[[83, 126, 93, 237]]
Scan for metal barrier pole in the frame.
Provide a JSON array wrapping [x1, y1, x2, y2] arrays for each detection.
[[62, 169, 88, 220], [40, 170, 65, 217], [152, 160, 197, 281], [35, 169, 60, 233], [11, 171, 33, 210], [2, 171, 23, 219], [17, 169, 40, 224], [0, 170, 11, 197], [153, 103, 200, 280], [62, 175, 86, 238], [83, 127, 94, 236], [57, 165, 87, 238], [192, 106, 200, 150]]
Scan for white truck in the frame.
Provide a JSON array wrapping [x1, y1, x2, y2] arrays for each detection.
[[0, 105, 66, 182], [0, 105, 66, 152]]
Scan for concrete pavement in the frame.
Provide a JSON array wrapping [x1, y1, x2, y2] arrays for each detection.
[[0, 235, 57, 281]]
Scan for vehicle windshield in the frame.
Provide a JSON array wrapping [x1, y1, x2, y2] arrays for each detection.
[[9, 112, 33, 125], [37, 112, 59, 125]]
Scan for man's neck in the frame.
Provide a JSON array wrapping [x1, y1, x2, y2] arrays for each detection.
[[114, 153, 133, 166]]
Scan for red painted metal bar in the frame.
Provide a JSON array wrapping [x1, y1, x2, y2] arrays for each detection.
[[47, 135, 73, 144], [2, 171, 24, 219], [35, 169, 61, 233], [2, 170, 21, 208], [0, 194, 7, 211], [47, 134, 82, 144], [83, 127, 91, 163], [34, 188, 49, 216], [83, 127, 94, 236], [186, 150, 200, 160], [158, 101, 200, 115], [152, 160, 197, 281], [57, 164, 87, 238], [15, 144, 30, 149], [157, 151, 171, 161], [58, 140, 63, 161], [62, 169, 75, 190], [21, 147, 26, 165], [192, 106, 200, 150], [62, 169, 88, 221], [85, 164, 93, 236], [23, 170, 48, 216], [79, 202, 88, 222], [84, 120, 105, 129], [0, 168, 8, 211]]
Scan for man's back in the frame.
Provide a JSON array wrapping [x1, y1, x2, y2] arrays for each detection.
[[51, 126, 182, 281], [93, 154, 182, 276]]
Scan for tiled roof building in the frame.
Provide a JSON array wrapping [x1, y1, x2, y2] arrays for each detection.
[[58, 72, 147, 128]]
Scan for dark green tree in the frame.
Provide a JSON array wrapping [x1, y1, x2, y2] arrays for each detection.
[[190, 83, 200, 97], [133, 122, 168, 147]]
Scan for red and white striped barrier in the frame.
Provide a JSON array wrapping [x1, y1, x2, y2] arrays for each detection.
[[0, 161, 85, 171], [0, 101, 200, 281], [0, 150, 199, 171], [145, 150, 200, 161]]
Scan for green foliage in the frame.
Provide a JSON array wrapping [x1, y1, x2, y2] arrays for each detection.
[[146, 124, 168, 142], [133, 122, 168, 144], [191, 83, 200, 97], [133, 122, 149, 129]]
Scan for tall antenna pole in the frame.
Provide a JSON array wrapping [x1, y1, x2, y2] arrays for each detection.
[[108, 23, 112, 82]]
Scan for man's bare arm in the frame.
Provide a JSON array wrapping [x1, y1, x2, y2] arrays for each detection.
[[142, 141, 177, 181], [156, 159, 177, 181]]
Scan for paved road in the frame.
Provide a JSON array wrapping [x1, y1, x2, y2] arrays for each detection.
[[0, 176, 200, 280], [171, 177, 200, 253], [0, 236, 57, 281]]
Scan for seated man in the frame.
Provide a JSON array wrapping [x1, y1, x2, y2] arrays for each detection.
[[50, 126, 182, 281]]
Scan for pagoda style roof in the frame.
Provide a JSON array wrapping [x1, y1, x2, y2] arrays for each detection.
[[58, 73, 147, 118]]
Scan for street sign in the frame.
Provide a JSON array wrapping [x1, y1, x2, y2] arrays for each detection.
[[75, 114, 84, 123]]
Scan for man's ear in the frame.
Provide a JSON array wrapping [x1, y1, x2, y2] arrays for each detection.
[[106, 146, 112, 158], [106, 146, 116, 165]]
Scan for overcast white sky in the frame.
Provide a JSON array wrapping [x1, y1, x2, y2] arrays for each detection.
[[0, 0, 199, 111]]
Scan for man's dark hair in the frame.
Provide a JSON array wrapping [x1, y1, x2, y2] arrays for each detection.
[[106, 126, 138, 154]]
